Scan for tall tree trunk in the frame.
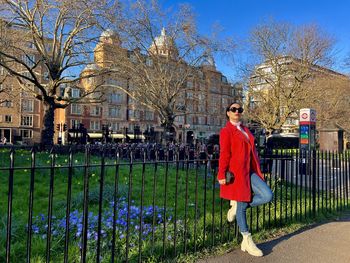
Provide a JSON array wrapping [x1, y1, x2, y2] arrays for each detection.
[[41, 100, 56, 146], [161, 114, 175, 144]]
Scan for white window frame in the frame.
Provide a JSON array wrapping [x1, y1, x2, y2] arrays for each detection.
[[186, 92, 193, 99], [108, 92, 123, 104], [71, 119, 80, 129], [186, 81, 193, 88], [21, 99, 34, 112], [146, 58, 153, 67], [144, 111, 154, 121], [0, 100, 13, 107], [71, 104, 82, 115], [22, 54, 36, 68], [4, 115, 12, 123], [20, 129, 33, 138], [71, 88, 80, 98], [111, 122, 119, 132], [90, 120, 100, 131], [21, 115, 33, 127], [90, 106, 101, 116], [108, 106, 121, 118]]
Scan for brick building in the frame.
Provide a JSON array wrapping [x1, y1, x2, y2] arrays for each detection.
[[0, 22, 48, 144], [55, 29, 242, 144]]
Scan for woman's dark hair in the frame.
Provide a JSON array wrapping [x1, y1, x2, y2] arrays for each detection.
[[225, 102, 242, 119]]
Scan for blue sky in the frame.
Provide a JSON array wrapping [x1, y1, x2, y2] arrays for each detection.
[[164, 0, 350, 80]]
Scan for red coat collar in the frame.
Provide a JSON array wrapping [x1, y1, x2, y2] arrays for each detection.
[[225, 121, 252, 144]]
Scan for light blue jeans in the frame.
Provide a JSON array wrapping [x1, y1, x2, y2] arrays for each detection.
[[236, 173, 273, 233]]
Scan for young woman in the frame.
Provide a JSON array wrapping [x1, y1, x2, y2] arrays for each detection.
[[217, 102, 273, 257]]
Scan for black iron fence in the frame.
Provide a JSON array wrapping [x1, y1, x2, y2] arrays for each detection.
[[0, 146, 349, 262]]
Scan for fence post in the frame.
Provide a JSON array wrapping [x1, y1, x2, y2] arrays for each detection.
[[312, 149, 317, 217]]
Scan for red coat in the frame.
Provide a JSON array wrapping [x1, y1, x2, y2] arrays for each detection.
[[217, 121, 264, 202]]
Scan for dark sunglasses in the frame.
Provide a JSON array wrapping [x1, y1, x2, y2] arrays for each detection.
[[228, 107, 244, 113]]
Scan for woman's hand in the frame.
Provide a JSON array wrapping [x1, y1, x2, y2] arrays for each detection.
[[218, 179, 226, 185]]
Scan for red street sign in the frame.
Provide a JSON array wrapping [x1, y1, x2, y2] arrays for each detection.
[[301, 113, 308, 119]]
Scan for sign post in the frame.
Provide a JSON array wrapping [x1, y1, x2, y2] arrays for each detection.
[[299, 108, 317, 216], [299, 108, 316, 151], [299, 108, 316, 178]]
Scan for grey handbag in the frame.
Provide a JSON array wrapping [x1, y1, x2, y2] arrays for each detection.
[[225, 170, 234, 184]]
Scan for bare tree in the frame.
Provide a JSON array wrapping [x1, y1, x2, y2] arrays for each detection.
[[242, 20, 335, 133], [0, 0, 119, 145], [306, 74, 350, 132], [0, 67, 10, 103], [104, 0, 231, 141]]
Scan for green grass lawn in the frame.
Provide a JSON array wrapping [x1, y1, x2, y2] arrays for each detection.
[[0, 148, 348, 262]]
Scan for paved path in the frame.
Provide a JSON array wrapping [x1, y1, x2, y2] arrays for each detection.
[[198, 214, 350, 263]]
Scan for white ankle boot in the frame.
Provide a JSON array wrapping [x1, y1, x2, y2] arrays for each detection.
[[227, 200, 237, 222], [241, 233, 263, 257]]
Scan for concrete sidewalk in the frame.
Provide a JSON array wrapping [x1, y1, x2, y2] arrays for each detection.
[[198, 214, 350, 263]]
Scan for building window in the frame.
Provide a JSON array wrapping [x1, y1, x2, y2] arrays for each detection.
[[20, 129, 33, 138], [71, 104, 82, 115], [21, 115, 33, 126], [128, 109, 140, 120], [186, 81, 193, 88], [209, 117, 215, 126], [22, 54, 36, 67], [43, 72, 50, 81], [221, 97, 227, 105], [90, 106, 101, 116], [71, 119, 80, 129], [128, 97, 138, 105], [111, 122, 119, 131], [0, 100, 13, 107], [198, 104, 206, 112], [0, 84, 13, 92], [27, 42, 35, 49], [106, 78, 124, 87], [187, 104, 193, 111], [59, 86, 66, 97], [20, 84, 35, 97], [186, 92, 193, 99], [108, 93, 123, 104], [175, 115, 184, 124], [198, 71, 204, 79], [146, 58, 153, 67], [108, 106, 121, 118], [4, 115, 12, 123], [22, 99, 34, 112], [221, 75, 228, 83], [129, 54, 137, 63], [71, 88, 80, 98], [45, 43, 52, 52], [198, 117, 206, 125], [144, 111, 154, 121], [21, 71, 32, 78], [90, 120, 100, 131]]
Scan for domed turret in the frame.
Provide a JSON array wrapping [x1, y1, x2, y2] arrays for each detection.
[[99, 29, 121, 46], [201, 51, 216, 70], [83, 63, 100, 72], [149, 28, 178, 58], [80, 63, 100, 93]]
